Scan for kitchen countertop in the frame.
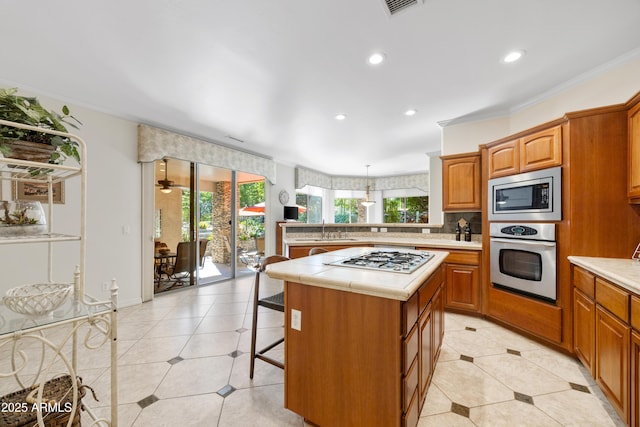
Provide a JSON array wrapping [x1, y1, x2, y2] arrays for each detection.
[[568, 256, 640, 294], [266, 246, 449, 301], [284, 236, 481, 251]]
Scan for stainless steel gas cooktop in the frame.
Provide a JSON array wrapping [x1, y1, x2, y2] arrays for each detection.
[[329, 250, 434, 274]]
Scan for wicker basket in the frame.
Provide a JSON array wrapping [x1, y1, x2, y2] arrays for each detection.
[[2, 139, 56, 164], [0, 375, 87, 427]]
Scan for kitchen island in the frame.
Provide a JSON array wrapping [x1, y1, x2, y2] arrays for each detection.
[[266, 247, 449, 427]]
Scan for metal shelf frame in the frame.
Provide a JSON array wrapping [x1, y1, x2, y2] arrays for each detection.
[[0, 119, 118, 426]]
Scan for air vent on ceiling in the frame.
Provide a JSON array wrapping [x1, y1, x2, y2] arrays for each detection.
[[383, 0, 422, 15]]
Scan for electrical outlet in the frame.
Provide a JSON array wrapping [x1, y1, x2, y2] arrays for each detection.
[[380, 227, 387, 232], [102, 282, 109, 291], [371, 227, 378, 232], [422, 228, 430, 234], [291, 309, 302, 331]]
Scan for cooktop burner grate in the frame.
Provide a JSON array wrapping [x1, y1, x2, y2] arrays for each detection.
[[329, 250, 434, 273]]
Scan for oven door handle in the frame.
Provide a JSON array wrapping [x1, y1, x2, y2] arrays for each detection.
[[490, 238, 556, 248]]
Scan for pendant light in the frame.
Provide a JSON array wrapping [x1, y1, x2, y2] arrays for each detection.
[[361, 165, 375, 207]]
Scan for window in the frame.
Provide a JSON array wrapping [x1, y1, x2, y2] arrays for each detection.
[[296, 186, 323, 223], [334, 198, 360, 223], [383, 196, 429, 223]]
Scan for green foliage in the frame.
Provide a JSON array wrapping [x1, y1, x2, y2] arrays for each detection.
[[239, 181, 264, 207], [295, 193, 307, 223], [0, 88, 82, 163], [334, 198, 359, 223], [238, 217, 264, 240], [384, 196, 429, 223]]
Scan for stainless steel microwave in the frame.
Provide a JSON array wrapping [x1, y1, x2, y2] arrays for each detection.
[[488, 166, 562, 221]]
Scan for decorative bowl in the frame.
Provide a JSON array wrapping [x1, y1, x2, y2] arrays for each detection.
[[158, 248, 171, 255], [3, 283, 73, 316]]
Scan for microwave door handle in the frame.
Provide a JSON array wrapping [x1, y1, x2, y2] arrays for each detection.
[[490, 238, 556, 247]]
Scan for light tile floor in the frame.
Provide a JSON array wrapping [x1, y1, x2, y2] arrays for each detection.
[[1, 275, 626, 426]]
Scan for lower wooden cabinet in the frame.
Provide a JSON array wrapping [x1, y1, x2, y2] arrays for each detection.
[[572, 264, 637, 424], [432, 286, 444, 365], [445, 263, 480, 312], [287, 244, 368, 259], [284, 265, 444, 427], [632, 330, 640, 427], [418, 303, 433, 407], [573, 288, 595, 376], [416, 248, 481, 314], [596, 305, 630, 423]]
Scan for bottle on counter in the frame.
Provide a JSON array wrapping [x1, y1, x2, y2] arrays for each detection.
[[464, 223, 471, 242], [455, 223, 461, 241]]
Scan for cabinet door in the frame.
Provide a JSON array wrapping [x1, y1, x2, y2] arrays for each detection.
[[432, 286, 444, 365], [519, 125, 562, 172], [632, 330, 640, 427], [573, 288, 595, 376], [442, 154, 481, 211], [445, 264, 480, 312], [487, 139, 519, 178], [596, 306, 630, 424], [629, 102, 640, 202], [418, 303, 433, 407]]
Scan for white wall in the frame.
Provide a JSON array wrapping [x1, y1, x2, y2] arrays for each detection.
[[0, 88, 142, 307], [441, 53, 640, 154], [265, 162, 296, 255]]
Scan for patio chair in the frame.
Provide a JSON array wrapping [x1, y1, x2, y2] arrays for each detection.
[[162, 241, 194, 285]]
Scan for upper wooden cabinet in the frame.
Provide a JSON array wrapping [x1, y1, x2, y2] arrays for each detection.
[[487, 125, 563, 179], [442, 153, 481, 211], [628, 100, 640, 202], [487, 139, 519, 178], [519, 126, 563, 172]]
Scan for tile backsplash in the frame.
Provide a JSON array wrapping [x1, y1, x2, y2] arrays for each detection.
[[443, 212, 482, 235]]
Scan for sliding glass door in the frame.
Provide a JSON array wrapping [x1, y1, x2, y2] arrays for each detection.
[[153, 159, 268, 292]]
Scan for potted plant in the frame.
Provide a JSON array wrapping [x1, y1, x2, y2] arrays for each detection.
[[0, 88, 81, 164]]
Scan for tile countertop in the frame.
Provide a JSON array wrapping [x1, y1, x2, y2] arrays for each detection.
[[568, 256, 640, 294], [265, 247, 449, 301], [284, 236, 481, 251]]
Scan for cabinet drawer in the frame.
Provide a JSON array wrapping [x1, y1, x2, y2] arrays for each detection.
[[446, 250, 480, 266], [403, 292, 419, 336], [419, 266, 442, 313], [403, 356, 418, 413], [631, 296, 640, 332], [573, 266, 595, 299], [596, 278, 629, 322], [403, 324, 418, 375]]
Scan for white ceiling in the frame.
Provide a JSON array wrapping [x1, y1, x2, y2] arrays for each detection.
[[2, 0, 640, 177]]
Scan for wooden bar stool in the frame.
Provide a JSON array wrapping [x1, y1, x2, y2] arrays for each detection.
[[249, 255, 290, 379]]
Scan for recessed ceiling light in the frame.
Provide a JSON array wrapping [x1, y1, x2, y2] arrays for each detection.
[[335, 114, 347, 120], [404, 109, 417, 116], [367, 52, 386, 65], [503, 50, 526, 63]]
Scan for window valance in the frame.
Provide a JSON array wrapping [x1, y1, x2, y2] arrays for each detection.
[[295, 167, 429, 192], [138, 124, 277, 184]]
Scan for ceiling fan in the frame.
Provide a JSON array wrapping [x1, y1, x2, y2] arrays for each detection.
[[157, 158, 175, 193]]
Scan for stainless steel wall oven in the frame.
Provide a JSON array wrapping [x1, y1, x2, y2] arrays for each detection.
[[489, 223, 557, 303]]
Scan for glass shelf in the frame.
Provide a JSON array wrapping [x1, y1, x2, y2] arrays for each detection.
[[0, 296, 111, 337], [0, 233, 80, 244]]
